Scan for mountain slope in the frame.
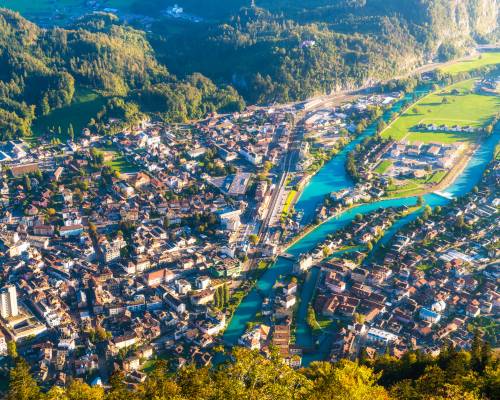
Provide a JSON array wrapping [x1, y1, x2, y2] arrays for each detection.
[[0, 9, 244, 140], [153, 0, 499, 103]]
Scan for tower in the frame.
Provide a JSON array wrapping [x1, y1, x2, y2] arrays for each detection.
[[0, 285, 18, 319]]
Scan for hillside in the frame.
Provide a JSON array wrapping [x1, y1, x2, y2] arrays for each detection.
[[151, 0, 499, 103], [0, 9, 244, 140]]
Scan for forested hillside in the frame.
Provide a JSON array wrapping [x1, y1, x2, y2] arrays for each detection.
[[0, 1, 498, 139], [6, 341, 499, 400], [152, 0, 499, 103], [0, 9, 244, 140]]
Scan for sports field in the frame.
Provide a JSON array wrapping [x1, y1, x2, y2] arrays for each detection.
[[382, 79, 500, 144], [439, 52, 500, 74]]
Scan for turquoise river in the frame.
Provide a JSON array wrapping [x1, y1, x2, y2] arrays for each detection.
[[222, 89, 500, 364]]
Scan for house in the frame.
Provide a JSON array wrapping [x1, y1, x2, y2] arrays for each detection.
[[114, 333, 138, 350], [123, 356, 140, 371], [145, 268, 175, 287]]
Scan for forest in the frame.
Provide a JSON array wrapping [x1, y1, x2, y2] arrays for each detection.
[[0, 0, 499, 139], [5, 337, 499, 400], [0, 9, 244, 140], [150, 0, 499, 103]]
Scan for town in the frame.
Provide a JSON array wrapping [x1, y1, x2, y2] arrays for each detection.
[[0, 65, 498, 390]]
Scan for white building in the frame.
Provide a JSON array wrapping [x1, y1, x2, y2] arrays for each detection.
[[366, 328, 398, 344], [0, 331, 7, 355], [0, 285, 18, 319]]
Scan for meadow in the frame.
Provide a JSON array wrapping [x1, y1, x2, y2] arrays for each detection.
[[439, 52, 500, 74], [382, 79, 500, 144], [31, 88, 107, 141], [0, 0, 136, 20]]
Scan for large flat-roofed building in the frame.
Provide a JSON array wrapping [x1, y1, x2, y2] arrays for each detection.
[[0, 284, 18, 319]]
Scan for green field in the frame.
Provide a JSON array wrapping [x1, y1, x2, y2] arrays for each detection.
[[439, 52, 500, 74], [95, 146, 138, 174], [30, 88, 106, 141], [283, 190, 297, 214], [382, 79, 500, 144], [0, 0, 135, 15], [426, 170, 447, 184], [385, 170, 448, 198], [374, 160, 392, 174]]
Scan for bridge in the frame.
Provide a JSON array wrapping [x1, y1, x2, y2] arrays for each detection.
[[433, 191, 455, 200]]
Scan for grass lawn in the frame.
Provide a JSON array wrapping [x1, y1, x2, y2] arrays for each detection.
[[439, 52, 500, 74], [427, 170, 447, 184], [382, 79, 500, 144], [30, 88, 107, 141], [416, 264, 434, 272], [385, 169, 448, 197], [95, 146, 138, 174], [283, 190, 297, 214], [374, 160, 392, 174]]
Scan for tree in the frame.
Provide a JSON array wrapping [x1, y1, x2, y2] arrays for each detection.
[[23, 175, 31, 192], [412, 107, 420, 114], [263, 161, 273, 173], [40, 95, 50, 116], [65, 379, 105, 400], [214, 287, 221, 308], [417, 195, 424, 206], [306, 359, 389, 400], [322, 246, 332, 258], [423, 205, 432, 220], [7, 341, 18, 360], [455, 214, 466, 230], [223, 283, 230, 306], [355, 213, 363, 222], [68, 123, 75, 142], [8, 358, 40, 400], [249, 234, 259, 246]]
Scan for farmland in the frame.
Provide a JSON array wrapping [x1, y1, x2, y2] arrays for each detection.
[[382, 79, 500, 144]]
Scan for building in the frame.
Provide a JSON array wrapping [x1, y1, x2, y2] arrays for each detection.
[[293, 254, 313, 274], [419, 307, 441, 324], [0, 285, 18, 319], [366, 328, 398, 345], [0, 331, 7, 355]]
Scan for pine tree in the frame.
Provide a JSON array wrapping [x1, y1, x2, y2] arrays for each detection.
[[8, 358, 40, 400], [214, 288, 221, 308], [68, 123, 75, 142], [471, 329, 482, 371], [24, 175, 31, 192], [216, 286, 224, 308], [223, 283, 230, 306]]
